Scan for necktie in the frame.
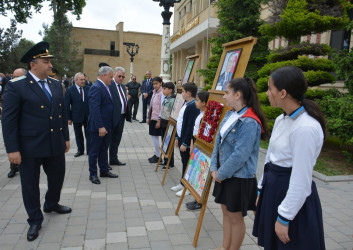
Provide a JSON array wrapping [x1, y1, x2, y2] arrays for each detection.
[[39, 80, 52, 103], [80, 87, 83, 100], [117, 84, 127, 114]]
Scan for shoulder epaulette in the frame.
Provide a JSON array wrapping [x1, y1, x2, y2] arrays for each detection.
[[11, 76, 27, 82]]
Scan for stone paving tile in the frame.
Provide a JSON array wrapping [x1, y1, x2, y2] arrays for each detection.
[[162, 215, 182, 225], [145, 221, 165, 231], [127, 226, 147, 237], [84, 238, 105, 250], [127, 236, 150, 248], [106, 231, 127, 243]]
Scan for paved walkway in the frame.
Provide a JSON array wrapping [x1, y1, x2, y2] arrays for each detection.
[[0, 109, 352, 249]]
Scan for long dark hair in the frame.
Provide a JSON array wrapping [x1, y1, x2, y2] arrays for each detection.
[[228, 78, 269, 139], [270, 66, 326, 138]]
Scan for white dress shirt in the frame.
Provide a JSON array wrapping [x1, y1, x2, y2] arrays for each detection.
[[258, 109, 324, 220]]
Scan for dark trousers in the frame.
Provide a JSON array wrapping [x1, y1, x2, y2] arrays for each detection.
[[179, 144, 190, 186], [19, 154, 65, 225], [109, 114, 126, 162], [142, 96, 151, 121], [88, 132, 110, 176], [160, 126, 174, 166], [73, 121, 90, 153], [128, 97, 139, 119]]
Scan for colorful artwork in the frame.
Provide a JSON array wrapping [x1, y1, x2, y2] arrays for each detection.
[[182, 59, 195, 84], [216, 49, 242, 91], [170, 93, 184, 121], [162, 123, 175, 154], [184, 147, 211, 197]]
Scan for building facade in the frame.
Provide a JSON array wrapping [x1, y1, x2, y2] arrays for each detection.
[[71, 22, 162, 82], [171, 0, 219, 87]]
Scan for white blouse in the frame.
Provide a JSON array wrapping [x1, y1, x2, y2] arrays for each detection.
[[258, 109, 324, 220], [193, 111, 204, 136]]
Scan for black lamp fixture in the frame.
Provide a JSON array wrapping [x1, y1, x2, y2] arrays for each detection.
[[124, 42, 139, 63], [153, 0, 181, 25]]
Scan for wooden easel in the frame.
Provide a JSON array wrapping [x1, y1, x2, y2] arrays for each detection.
[[174, 144, 213, 247], [155, 118, 177, 185]]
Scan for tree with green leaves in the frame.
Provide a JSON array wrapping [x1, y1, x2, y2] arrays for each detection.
[[0, 0, 85, 23], [41, 1, 82, 78], [0, 19, 25, 73], [199, 0, 270, 88]]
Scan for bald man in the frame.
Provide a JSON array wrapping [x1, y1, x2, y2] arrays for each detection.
[[6, 68, 27, 178]]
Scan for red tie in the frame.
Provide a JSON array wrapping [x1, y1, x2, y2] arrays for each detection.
[[80, 87, 83, 100], [118, 84, 127, 114]]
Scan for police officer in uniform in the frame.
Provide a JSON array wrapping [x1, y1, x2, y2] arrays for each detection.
[[1, 41, 71, 241]]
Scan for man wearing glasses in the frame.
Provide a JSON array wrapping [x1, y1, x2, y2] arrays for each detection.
[[109, 67, 131, 166], [140, 70, 153, 123], [126, 75, 141, 122]]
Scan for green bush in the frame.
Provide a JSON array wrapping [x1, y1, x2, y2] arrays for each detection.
[[305, 88, 342, 100], [318, 95, 353, 144], [261, 105, 283, 119], [256, 77, 269, 92], [266, 120, 275, 132], [332, 48, 353, 95], [203, 84, 212, 91], [268, 42, 331, 63], [258, 56, 334, 78], [303, 70, 336, 86], [258, 91, 269, 105]]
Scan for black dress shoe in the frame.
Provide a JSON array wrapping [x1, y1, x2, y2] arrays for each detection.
[[7, 170, 17, 178], [74, 151, 84, 157], [110, 160, 126, 166], [100, 171, 118, 178], [139, 120, 146, 123], [27, 224, 41, 241], [108, 166, 112, 170], [89, 175, 101, 184], [44, 204, 72, 214]]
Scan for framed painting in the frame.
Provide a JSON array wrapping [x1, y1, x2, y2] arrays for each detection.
[[211, 36, 258, 93], [162, 121, 176, 155], [170, 93, 184, 121], [215, 49, 242, 91], [182, 59, 195, 84], [183, 145, 212, 202]]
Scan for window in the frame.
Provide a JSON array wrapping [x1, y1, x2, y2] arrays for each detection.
[[110, 41, 115, 51]]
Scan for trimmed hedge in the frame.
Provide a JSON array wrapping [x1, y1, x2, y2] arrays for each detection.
[[303, 70, 336, 86], [261, 105, 283, 120], [268, 42, 331, 63], [258, 56, 334, 78], [305, 88, 342, 100], [258, 91, 270, 105], [256, 77, 269, 92]]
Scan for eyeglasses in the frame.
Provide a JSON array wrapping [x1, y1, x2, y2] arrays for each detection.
[[117, 75, 125, 79]]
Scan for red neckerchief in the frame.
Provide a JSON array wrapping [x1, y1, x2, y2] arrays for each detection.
[[241, 107, 264, 134]]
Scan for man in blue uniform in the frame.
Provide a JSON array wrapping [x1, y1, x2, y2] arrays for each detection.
[[1, 41, 71, 242]]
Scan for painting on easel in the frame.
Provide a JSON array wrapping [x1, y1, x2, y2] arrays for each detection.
[[183, 146, 212, 202]]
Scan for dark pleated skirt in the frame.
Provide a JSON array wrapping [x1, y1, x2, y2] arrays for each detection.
[[212, 176, 257, 216], [252, 162, 325, 250], [149, 120, 161, 136]]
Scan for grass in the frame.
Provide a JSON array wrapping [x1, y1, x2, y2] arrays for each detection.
[[260, 139, 353, 176]]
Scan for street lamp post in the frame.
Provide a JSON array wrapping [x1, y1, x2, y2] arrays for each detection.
[[153, 0, 181, 82], [124, 42, 139, 77]]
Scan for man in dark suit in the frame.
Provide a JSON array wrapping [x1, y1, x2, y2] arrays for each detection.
[[88, 66, 118, 184], [1, 41, 71, 241], [140, 70, 153, 123], [65, 72, 90, 157], [109, 67, 131, 166]]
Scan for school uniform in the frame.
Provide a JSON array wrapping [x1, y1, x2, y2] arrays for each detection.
[[252, 107, 325, 250]]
